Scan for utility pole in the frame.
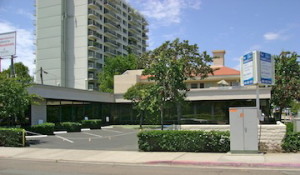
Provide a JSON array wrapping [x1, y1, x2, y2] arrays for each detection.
[[40, 67, 43, 84], [0, 57, 2, 72], [39, 67, 48, 84], [10, 55, 15, 78]]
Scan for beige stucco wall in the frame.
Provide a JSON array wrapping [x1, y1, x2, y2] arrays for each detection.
[[181, 122, 286, 152]]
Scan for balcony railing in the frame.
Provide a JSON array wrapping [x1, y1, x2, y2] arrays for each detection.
[[104, 10, 120, 22], [104, 28, 118, 38], [88, 30, 102, 39], [88, 41, 101, 50], [104, 48, 117, 56], [88, 0, 97, 9], [104, 38, 120, 48], [104, 18, 120, 30], [88, 9, 102, 20], [104, 0, 121, 13]]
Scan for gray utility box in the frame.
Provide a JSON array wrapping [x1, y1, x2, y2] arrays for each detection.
[[294, 117, 300, 132], [229, 107, 259, 153]]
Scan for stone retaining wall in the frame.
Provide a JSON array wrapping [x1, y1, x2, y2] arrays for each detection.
[[181, 122, 286, 152]]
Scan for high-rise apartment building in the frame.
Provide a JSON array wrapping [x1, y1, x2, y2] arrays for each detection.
[[35, 0, 148, 90]]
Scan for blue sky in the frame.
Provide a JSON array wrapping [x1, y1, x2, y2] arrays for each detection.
[[0, 0, 299, 74]]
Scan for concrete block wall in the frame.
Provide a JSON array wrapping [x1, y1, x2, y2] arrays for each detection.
[[258, 122, 286, 152], [181, 122, 286, 152]]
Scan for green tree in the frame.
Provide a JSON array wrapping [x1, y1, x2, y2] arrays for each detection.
[[141, 38, 214, 130], [0, 74, 38, 126], [98, 54, 138, 93], [124, 83, 159, 129], [1, 62, 32, 82], [271, 51, 300, 120]]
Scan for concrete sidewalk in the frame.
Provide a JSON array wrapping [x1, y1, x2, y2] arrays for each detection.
[[1, 147, 300, 168]]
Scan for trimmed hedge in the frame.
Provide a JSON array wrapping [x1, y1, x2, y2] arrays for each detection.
[[282, 132, 300, 152], [282, 123, 300, 152], [81, 119, 102, 129], [0, 128, 25, 147], [138, 130, 230, 152], [56, 122, 81, 132], [29, 123, 55, 135], [286, 122, 294, 133]]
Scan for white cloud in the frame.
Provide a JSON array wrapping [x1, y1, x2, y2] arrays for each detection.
[[264, 32, 280, 40], [17, 9, 35, 20], [0, 20, 35, 75], [135, 0, 201, 25]]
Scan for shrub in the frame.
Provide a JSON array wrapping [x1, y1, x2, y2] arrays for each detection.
[[56, 122, 81, 132], [282, 132, 300, 152], [29, 123, 55, 135], [81, 119, 102, 129], [286, 122, 294, 133], [138, 130, 230, 152], [0, 128, 26, 147], [282, 122, 300, 152]]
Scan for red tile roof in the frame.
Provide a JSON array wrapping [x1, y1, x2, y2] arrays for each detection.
[[139, 66, 240, 80], [211, 66, 240, 76]]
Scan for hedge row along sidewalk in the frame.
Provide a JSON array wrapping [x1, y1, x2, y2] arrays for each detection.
[[0, 128, 26, 147], [138, 130, 230, 152], [27, 120, 102, 135], [282, 122, 300, 152]]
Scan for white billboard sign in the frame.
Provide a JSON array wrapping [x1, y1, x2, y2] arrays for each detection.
[[242, 52, 254, 85], [260, 52, 273, 85], [0, 31, 16, 57], [240, 51, 274, 86]]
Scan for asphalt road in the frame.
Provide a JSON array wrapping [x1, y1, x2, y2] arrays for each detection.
[[1, 159, 300, 175], [27, 127, 139, 151]]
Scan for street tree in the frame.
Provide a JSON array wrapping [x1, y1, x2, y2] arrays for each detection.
[[271, 51, 300, 120], [1, 62, 32, 82], [124, 83, 159, 129], [141, 38, 214, 130], [98, 54, 138, 93], [0, 74, 38, 126]]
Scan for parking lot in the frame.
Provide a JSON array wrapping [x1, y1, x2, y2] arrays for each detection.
[[28, 127, 139, 151]]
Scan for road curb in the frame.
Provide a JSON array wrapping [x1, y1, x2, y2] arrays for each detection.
[[145, 160, 300, 168]]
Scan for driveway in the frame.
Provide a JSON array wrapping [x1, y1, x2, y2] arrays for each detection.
[[27, 127, 139, 151]]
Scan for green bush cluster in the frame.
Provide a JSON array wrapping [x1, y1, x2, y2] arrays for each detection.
[[0, 128, 25, 147], [138, 130, 230, 152], [282, 132, 300, 152], [81, 119, 102, 129], [282, 123, 300, 152], [56, 122, 81, 132], [286, 122, 294, 133], [29, 123, 55, 135]]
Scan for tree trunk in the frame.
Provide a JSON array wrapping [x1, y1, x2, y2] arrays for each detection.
[[139, 111, 144, 130], [176, 102, 182, 130], [160, 107, 164, 130], [279, 107, 283, 121]]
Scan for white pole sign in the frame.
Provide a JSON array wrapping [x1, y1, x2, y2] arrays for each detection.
[[240, 50, 274, 86], [260, 52, 273, 85], [242, 52, 254, 85], [0, 31, 16, 57]]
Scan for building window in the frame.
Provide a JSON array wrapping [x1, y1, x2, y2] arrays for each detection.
[[88, 83, 94, 90], [200, 83, 204, 88], [88, 72, 94, 79], [231, 82, 240, 86], [96, 53, 102, 59], [191, 83, 198, 89], [88, 50, 95, 57], [96, 63, 103, 69]]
